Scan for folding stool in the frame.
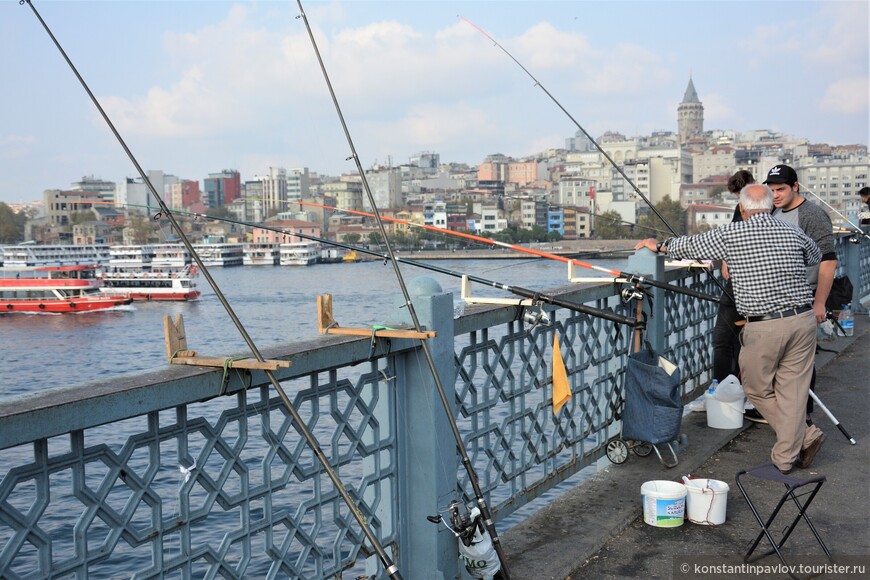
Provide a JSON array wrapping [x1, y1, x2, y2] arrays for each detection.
[[735, 463, 832, 577]]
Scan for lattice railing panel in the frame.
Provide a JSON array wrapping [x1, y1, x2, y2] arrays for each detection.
[[454, 296, 633, 516], [0, 364, 398, 579]]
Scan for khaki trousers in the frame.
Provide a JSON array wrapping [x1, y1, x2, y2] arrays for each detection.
[[739, 310, 823, 470]]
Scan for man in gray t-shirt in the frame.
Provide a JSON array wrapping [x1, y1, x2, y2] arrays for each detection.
[[765, 164, 837, 324]]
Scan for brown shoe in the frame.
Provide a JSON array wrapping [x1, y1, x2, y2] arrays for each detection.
[[799, 433, 826, 469]]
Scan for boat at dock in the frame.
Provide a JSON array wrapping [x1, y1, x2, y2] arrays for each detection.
[[0, 265, 132, 313], [192, 243, 244, 267], [99, 264, 201, 301], [279, 242, 320, 266], [243, 243, 279, 266], [0, 244, 111, 269]]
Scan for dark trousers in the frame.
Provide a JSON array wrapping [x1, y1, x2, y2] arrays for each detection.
[[713, 281, 743, 382]]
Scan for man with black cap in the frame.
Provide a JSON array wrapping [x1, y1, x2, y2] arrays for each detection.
[[860, 186, 870, 225], [765, 164, 836, 427]]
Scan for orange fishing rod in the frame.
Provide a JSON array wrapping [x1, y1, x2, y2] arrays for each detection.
[[297, 201, 718, 303]]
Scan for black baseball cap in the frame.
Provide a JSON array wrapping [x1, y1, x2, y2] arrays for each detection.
[[764, 164, 798, 185]]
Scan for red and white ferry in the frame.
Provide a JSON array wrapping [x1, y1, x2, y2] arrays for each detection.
[[0, 265, 132, 313], [99, 264, 201, 301]]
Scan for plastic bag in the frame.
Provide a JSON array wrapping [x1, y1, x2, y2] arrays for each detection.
[[457, 508, 501, 579], [712, 374, 743, 403]]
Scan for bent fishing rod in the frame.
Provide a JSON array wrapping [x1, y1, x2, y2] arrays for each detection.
[[119, 202, 639, 327], [295, 1, 511, 576], [297, 201, 719, 304], [798, 181, 870, 242], [460, 16, 732, 302], [22, 1, 403, 577]]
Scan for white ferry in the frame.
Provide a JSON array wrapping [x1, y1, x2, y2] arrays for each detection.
[[99, 264, 200, 301], [0, 244, 110, 269], [108, 245, 156, 269], [150, 244, 191, 269], [193, 243, 244, 267], [243, 243, 279, 266], [279, 242, 320, 266]]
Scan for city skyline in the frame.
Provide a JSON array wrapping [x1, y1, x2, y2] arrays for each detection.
[[1, 0, 867, 204]]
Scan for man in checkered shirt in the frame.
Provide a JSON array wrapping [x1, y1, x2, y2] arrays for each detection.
[[636, 184, 825, 474]]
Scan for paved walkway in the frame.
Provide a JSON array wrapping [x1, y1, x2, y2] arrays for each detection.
[[503, 315, 869, 580]]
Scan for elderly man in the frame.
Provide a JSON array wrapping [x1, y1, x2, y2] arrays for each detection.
[[635, 184, 825, 473]]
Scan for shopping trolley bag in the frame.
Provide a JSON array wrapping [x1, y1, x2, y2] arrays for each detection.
[[622, 344, 682, 445]]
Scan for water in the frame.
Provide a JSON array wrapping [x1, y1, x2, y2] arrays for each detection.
[[1, 258, 627, 395]]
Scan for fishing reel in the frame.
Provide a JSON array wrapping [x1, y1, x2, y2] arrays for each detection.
[[427, 500, 482, 547], [522, 306, 551, 328], [621, 286, 645, 303]]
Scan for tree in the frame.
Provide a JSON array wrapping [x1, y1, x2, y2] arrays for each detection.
[[593, 210, 629, 239], [128, 214, 155, 245], [344, 232, 361, 244], [368, 231, 383, 246], [0, 203, 26, 243], [69, 210, 95, 227], [637, 196, 686, 237]]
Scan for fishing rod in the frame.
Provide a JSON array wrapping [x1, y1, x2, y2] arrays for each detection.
[[297, 201, 719, 304], [798, 181, 870, 242], [460, 16, 732, 303], [295, 1, 512, 576], [104, 200, 639, 327], [21, 2, 403, 577]]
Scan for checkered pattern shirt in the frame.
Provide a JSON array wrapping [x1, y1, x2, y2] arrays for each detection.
[[665, 213, 822, 317]]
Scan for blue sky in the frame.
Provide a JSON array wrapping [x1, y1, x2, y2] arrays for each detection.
[[1, 0, 867, 204]]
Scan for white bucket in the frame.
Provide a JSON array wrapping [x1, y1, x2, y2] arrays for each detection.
[[684, 478, 730, 525], [706, 398, 744, 429], [641, 480, 687, 527]]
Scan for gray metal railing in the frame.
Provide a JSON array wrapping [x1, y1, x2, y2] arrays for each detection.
[[1, 237, 865, 579]]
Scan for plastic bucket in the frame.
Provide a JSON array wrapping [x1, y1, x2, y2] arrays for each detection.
[[684, 478, 729, 525], [707, 398, 744, 429], [641, 480, 686, 527]]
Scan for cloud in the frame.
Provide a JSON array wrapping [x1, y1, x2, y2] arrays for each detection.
[[700, 93, 735, 123], [819, 77, 870, 114]]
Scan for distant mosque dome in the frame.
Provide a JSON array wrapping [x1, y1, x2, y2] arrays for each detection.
[[678, 75, 704, 145]]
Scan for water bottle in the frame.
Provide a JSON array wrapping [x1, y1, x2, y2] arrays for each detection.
[[708, 379, 718, 398], [838, 304, 854, 337]]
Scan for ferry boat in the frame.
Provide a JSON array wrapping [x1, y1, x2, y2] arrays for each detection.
[[99, 264, 201, 301], [243, 243, 279, 266], [1, 265, 132, 313], [150, 244, 191, 269], [108, 245, 156, 269], [193, 243, 244, 267], [0, 244, 111, 268], [279, 242, 320, 266]]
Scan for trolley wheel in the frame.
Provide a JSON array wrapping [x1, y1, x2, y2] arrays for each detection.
[[606, 439, 629, 464], [632, 442, 653, 457]]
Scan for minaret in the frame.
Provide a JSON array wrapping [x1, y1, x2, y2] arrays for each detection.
[[678, 75, 704, 145]]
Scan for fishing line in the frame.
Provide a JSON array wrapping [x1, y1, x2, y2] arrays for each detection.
[[798, 181, 870, 242], [460, 16, 732, 303], [93, 201, 640, 326], [298, 201, 719, 303], [20, 2, 402, 576], [295, 1, 511, 575]]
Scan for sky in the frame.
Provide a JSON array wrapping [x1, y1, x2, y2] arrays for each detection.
[[1, 0, 867, 205]]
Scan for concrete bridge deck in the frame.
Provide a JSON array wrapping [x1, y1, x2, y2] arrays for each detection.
[[504, 316, 869, 580]]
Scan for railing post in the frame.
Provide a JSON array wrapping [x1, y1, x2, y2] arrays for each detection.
[[627, 249, 666, 353], [840, 235, 866, 313], [389, 276, 458, 579]]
